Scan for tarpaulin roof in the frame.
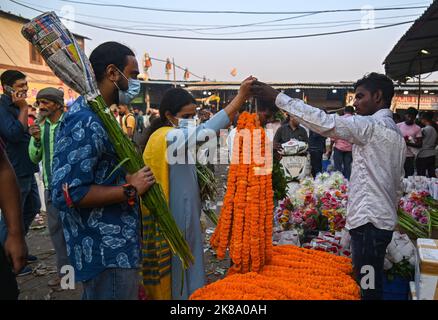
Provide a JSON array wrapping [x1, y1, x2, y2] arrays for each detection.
[[384, 0, 438, 82]]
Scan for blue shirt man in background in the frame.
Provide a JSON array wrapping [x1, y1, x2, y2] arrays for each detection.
[[0, 70, 41, 275]]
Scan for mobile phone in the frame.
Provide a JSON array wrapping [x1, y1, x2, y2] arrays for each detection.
[[4, 85, 26, 98], [4, 85, 15, 95]]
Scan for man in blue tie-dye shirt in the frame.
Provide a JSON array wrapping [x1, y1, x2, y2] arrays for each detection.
[[51, 42, 155, 300]]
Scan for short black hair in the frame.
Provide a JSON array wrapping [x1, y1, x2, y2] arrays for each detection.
[[257, 97, 279, 113], [354, 72, 394, 107], [393, 112, 402, 123], [1, 70, 26, 87], [420, 111, 433, 121], [89, 42, 135, 82], [344, 106, 355, 114], [406, 107, 418, 116]]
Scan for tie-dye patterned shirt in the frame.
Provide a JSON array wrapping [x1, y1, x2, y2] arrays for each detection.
[[51, 96, 140, 282]]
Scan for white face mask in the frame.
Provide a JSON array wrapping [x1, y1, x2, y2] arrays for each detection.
[[176, 116, 200, 128]]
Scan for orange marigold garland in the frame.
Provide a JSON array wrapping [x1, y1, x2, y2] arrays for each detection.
[[210, 112, 273, 273], [204, 112, 359, 300]]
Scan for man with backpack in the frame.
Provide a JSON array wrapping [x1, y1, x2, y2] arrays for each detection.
[[119, 104, 136, 140]]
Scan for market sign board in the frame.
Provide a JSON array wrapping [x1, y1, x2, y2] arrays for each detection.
[[391, 95, 438, 111], [346, 92, 438, 111]]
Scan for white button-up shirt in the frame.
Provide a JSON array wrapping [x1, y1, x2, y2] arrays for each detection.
[[276, 93, 406, 231]]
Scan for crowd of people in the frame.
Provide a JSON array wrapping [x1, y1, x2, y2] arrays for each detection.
[[1, 40, 438, 301]]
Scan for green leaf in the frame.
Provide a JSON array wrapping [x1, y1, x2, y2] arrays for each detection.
[[105, 157, 131, 181]]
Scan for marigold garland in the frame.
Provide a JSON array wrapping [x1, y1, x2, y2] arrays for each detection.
[[202, 113, 360, 301], [211, 112, 274, 272]]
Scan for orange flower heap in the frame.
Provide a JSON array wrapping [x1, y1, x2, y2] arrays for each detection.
[[190, 246, 360, 300]]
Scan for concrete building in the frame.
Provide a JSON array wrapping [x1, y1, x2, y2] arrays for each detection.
[[0, 10, 88, 105]]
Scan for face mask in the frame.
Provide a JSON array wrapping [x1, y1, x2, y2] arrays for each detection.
[[176, 116, 200, 128], [113, 68, 141, 105]]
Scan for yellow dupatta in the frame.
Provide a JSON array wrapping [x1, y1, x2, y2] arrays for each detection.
[[141, 126, 173, 300]]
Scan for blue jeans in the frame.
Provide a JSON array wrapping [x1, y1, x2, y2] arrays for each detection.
[[82, 268, 139, 300], [333, 148, 352, 179], [349, 223, 393, 300], [0, 175, 41, 244]]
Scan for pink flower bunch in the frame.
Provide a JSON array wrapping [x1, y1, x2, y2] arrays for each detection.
[[399, 191, 431, 225], [275, 175, 349, 233]]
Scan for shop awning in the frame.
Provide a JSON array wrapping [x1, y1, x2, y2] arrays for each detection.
[[383, 1, 438, 82]]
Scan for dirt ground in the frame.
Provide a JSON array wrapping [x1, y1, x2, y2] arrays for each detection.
[[17, 164, 230, 300]]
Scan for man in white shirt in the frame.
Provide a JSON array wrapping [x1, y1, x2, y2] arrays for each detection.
[[251, 73, 406, 300]]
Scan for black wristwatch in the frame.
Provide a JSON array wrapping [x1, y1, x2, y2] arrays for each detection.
[[122, 184, 137, 206]]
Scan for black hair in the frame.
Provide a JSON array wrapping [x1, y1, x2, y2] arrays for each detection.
[[89, 42, 135, 82], [353, 72, 394, 107], [420, 112, 438, 134], [144, 88, 196, 144], [406, 107, 418, 116], [420, 112, 433, 122], [1, 70, 26, 87], [344, 106, 355, 114], [257, 97, 279, 114], [393, 112, 403, 124]]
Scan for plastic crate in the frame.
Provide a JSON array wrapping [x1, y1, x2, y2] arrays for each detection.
[[322, 159, 331, 172], [383, 275, 410, 300]]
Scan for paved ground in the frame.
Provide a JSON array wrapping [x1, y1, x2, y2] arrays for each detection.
[[17, 164, 230, 300]]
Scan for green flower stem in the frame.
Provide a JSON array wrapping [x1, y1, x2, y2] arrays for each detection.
[[89, 96, 194, 268]]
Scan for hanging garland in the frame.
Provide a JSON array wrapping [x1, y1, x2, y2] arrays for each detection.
[[193, 111, 359, 300], [210, 112, 274, 273]]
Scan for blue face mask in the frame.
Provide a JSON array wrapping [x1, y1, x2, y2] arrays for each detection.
[[114, 69, 141, 105]]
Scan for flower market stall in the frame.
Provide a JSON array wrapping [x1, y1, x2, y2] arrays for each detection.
[[194, 135, 438, 301], [190, 114, 360, 300], [272, 171, 438, 299]]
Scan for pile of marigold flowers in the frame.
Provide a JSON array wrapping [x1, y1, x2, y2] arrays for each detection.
[[190, 245, 360, 300], [210, 112, 274, 273]]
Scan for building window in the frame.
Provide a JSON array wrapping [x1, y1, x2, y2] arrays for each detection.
[[29, 44, 42, 65]]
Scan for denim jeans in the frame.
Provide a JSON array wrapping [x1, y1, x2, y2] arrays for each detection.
[[82, 268, 140, 300], [349, 223, 393, 300], [0, 175, 41, 244], [333, 148, 352, 179]]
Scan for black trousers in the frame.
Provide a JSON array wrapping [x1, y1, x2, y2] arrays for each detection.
[[404, 157, 415, 177], [0, 243, 19, 300], [350, 223, 393, 300], [416, 156, 436, 178], [309, 150, 323, 178]]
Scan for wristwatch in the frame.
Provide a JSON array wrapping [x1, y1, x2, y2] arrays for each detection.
[[122, 184, 137, 206]]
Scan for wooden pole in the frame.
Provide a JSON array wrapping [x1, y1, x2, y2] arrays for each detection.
[[173, 58, 176, 88], [417, 59, 422, 110]]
